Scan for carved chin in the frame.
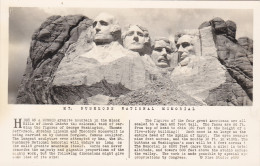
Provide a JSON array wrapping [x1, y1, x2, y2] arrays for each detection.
[[179, 59, 189, 66], [126, 44, 144, 52], [179, 56, 194, 66], [130, 47, 144, 52], [94, 35, 114, 44], [179, 53, 188, 62]]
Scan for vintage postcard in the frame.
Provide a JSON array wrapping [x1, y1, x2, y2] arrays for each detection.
[[1, 0, 259, 166]]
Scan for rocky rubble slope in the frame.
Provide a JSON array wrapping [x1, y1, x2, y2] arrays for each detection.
[[109, 74, 204, 106]]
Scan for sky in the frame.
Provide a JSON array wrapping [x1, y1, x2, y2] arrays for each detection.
[[8, 7, 253, 103]]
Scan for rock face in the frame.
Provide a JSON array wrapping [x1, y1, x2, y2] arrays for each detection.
[[213, 35, 253, 104], [52, 46, 159, 104], [16, 15, 253, 106], [171, 27, 227, 104], [237, 37, 253, 65], [169, 17, 253, 106], [16, 15, 92, 104], [226, 20, 237, 40], [201, 18, 253, 105]]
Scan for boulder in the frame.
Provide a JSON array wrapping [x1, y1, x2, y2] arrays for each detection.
[[210, 17, 227, 35], [226, 20, 237, 40]]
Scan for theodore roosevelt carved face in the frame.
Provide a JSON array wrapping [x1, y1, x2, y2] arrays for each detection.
[[122, 25, 150, 55], [93, 13, 121, 45], [151, 38, 173, 68]]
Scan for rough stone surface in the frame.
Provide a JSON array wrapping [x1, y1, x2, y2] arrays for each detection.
[[205, 71, 252, 106], [197, 18, 253, 105], [237, 37, 253, 65], [226, 20, 237, 40], [51, 42, 164, 104], [210, 17, 227, 35], [172, 25, 252, 106], [238, 37, 253, 54], [16, 15, 92, 104], [171, 27, 226, 104], [214, 35, 253, 101]]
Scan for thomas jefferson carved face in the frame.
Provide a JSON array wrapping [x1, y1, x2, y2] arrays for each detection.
[[177, 35, 195, 63], [151, 38, 173, 68], [93, 13, 120, 45], [122, 25, 150, 54]]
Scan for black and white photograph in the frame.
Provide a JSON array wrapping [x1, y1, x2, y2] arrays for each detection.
[[9, 7, 253, 106]]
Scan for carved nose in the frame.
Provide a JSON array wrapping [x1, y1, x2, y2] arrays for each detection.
[[178, 45, 184, 52], [161, 48, 167, 56], [95, 22, 101, 32], [133, 36, 139, 41], [95, 28, 101, 33]]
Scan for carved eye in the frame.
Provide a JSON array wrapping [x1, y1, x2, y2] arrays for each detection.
[[181, 42, 191, 48], [137, 32, 144, 37], [126, 31, 134, 36], [100, 21, 108, 26], [176, 42, 191, 49], [93, 21, 97, 28], [154, 48, 163, 52], [165, 48, 172, 54]]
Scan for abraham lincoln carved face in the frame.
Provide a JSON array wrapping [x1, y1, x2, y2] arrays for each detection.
[[176, 35, 195, 64]]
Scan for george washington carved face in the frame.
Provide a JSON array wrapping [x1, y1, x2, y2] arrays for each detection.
[[151, 38, 173, 68], [93, 13, 121, 45]]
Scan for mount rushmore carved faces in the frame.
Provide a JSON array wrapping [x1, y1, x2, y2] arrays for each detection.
[[151, 38, 174, 68], [93, 13, 121, 45], [122, 25, 150, 55], [176, 35, 195, 66]]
